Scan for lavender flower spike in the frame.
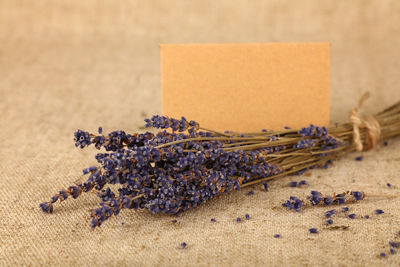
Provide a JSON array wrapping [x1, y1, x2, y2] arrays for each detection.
[[144, 115, 199, 132]]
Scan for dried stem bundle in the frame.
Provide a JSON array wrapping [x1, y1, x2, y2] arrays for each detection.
[[39, 101, 400, 229]]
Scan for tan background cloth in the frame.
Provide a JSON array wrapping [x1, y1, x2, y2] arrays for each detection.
[[1, 1, 400, 266]]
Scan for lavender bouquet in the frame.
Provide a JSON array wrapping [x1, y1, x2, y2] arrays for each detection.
[[40, 100, 400, 229]]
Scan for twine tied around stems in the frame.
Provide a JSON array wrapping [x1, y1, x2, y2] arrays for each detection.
[[349, 92, 381, 151]]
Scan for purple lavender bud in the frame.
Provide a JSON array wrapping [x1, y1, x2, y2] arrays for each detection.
[[90, 218, 99, 229], [262, 182, 269, 192], [323, 197, 333, 206], [68, 185, 81, 199], [273, 234, 281, 238], [50, 194, 59, 203], [58, 190, 68, 201], [364, 215, 370, 219], [325, 219, 333, 225], [390, 248, 396, 255], [334, 193, 346, 204], [325, 209, 336, 218], [74, 129, 92, 148], [380, 252, 386, 258], [247, 190, 254, 195], [309, 191, 322, 206], [342, 207, 349, 212], [180, 242, 187, 249], [288, 181, 297, 187], [375, 209, 384, 214], [348, 214, 356, 219], [39, 202, 53, 213], [309, 228, 318, 234], [236, 217, 241, 223], [82, 166, 97, 175], [282, 200, 293, 210], [211, 218, 216, 222], [98, 127, 103, 134], [298, 180, 307, 187], [355, 156, 363, 161], [171, 219, 177, 223], [282, 196, 303, 212], [387, 183, 391, 188], [245, 214, 250, 220], [389, 241, 399, 248], [350, 191, 364, 201]]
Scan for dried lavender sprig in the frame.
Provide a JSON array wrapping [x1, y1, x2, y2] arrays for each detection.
[[74, 129, 155, 151], [282, 191, 365, 212]]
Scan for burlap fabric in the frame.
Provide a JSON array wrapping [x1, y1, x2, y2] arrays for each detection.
[[1, 1, 400, 266]]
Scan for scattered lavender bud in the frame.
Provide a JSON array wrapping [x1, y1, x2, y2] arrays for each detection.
[[364, 215, 370, 219], [236, 217, 241, 223], [334, 193, 347, 204], [98, 127, 103, 134], [309, 191, 322, 206], [248, 190, 254, 195], [348, 214, 356, 219], [309, 228, 318, 234], [245, 214, 250, 220], [390, 248, 396, 255], [180, 242, 187, 249], [380, 252, 386, 258], [375, 209, 384, 214], [211, 218, 216, 222], [325, 219, 333, 225], [350, 191, 364, 201], [298, 180, 307, 187], [282, 196, 303, 212], [389, 241, 399, 248], [342, 207, 349, 212], [386, 183, 391, 188], [121, 222, 125, 226], [355, 156, 363, 161], [325, 209, 336, 218], [288, 181, 297, 187], [171, 219, 177, 223], [323, 197, 333, 206], [274, 234, 281, 238], [262, 182, 269, 192]]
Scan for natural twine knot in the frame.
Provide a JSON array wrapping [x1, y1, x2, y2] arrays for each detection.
[[349, 92, 381, 151]]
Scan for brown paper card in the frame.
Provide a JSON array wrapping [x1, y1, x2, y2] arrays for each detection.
[[161, 43, 329, 132]]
